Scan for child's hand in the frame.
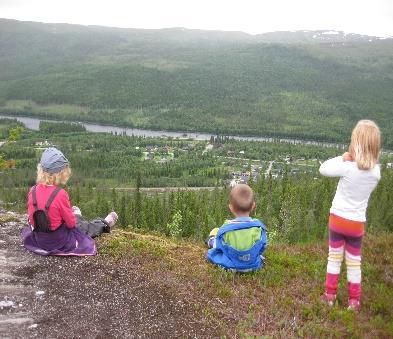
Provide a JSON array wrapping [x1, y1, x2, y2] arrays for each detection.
[[342, 152, 354, 162]]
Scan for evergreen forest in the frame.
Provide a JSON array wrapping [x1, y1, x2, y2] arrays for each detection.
[[1, 119, 392, 244]]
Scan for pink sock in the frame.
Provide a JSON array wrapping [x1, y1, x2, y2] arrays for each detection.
[[348, 282, 361, 301], [325, 273, 339, 295]]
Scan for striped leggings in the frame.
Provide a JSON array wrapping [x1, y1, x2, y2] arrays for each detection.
[[325, 214, 364, 301]]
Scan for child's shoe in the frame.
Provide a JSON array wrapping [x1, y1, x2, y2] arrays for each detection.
[[72, 206, 82, 216], [347, 299, 360, 311], [320, 292, 336, 307], [105, 211, 118, 227]]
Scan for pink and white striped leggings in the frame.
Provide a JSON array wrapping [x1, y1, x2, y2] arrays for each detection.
[[325, 228, 363, 300]]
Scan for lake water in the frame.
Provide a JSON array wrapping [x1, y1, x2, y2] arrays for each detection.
[[0, 115, 346, 149]]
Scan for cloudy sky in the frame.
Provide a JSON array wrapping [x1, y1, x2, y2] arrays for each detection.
[[1, 0, 392, 37]]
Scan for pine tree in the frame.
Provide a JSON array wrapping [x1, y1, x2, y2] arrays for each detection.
[[111, 188, 118, 211], [74, 186, 81, 205], [118, 195, 127, 227]]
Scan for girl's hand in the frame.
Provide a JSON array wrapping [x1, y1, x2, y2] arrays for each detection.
[[343, 152, 354, 162]]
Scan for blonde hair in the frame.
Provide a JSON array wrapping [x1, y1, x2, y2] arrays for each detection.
[[349, 120, 381, 170], [36, 164, 72, 186], [229, 184, 255, 213]]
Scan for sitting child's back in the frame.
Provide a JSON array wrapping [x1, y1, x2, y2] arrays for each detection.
[[212, 218, 261, 251], [224, 223, 261, 251], [207, 185, 267, 271]]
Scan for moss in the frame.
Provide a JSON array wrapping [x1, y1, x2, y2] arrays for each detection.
[[100, 233, 168, 257]]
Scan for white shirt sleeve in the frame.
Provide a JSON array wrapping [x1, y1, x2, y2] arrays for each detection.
[[319, 156, 349, 177], [375, 165, 381, 181]]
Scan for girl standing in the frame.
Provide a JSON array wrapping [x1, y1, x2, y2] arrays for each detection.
[[319, 120, 381, 311]]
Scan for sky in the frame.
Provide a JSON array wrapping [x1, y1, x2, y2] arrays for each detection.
[[1, 0, 392, 37]]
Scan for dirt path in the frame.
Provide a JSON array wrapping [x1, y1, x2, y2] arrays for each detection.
[[0, 208, 217, 338]]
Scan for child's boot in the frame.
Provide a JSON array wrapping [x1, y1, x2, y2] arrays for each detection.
[[347, 282, 361, 311], [348, 299, 360, 311], [320, 292, 336, 307], [322, 272, 339, 306]]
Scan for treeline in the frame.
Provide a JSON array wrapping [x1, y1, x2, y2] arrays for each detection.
[[1, 166, 392, 244], [81, 166, 393, 243], [0, 118, 24, 140], [211, 137, 344, 160], [1, 124, 392, 244], [39, 121, 86, 133]]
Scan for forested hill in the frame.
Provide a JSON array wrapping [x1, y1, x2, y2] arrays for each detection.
[[1, 18, 393, 146]]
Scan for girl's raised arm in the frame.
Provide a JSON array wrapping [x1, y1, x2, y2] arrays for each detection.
[[319, 155, 349, 177]]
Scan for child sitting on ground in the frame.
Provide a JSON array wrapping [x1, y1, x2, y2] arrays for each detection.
[[22, 147, 118, 256], [206, 184, 267, 272]]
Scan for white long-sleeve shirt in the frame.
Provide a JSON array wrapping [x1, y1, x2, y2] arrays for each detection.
[[319, 156, 380, 222]]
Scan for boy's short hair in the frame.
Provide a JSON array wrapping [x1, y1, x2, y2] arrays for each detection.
[[229, 184, 255, 213]]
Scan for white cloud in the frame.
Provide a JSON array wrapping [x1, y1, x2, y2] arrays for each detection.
[[0, 0, 392, 37]]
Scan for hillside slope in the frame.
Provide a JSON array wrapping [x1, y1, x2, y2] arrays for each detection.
[[1, 207, 392, 337], [99, 230, 393, 337], [1, 19, 393, 145]]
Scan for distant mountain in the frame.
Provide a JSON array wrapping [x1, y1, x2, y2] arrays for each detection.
[[256, 30, 389, 43], [1, 19, 393, 146], [1, 18, 388, 46]]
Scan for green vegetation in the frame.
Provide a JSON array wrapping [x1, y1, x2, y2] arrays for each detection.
[[1, 20, 392, 336], [98, 230, 393, 337], [0, 118, 24, 140], [0, 104, 392, 336], [1, 19, 393, 146], [39, 121, 86, 133], [0, 120, 392, 245]]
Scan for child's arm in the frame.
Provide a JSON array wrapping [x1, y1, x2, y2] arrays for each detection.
[[319, 156, 349, 177], [58, 191, 76, 228]]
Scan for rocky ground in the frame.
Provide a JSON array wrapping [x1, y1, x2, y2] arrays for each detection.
[[0, 208, 217, 339]]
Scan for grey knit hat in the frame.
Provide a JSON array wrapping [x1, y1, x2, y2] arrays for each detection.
[[40, 147, 69, 174]]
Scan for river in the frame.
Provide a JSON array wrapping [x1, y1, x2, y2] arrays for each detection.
[[0, 115, 346, 149]]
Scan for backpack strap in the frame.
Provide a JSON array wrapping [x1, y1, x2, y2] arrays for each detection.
[[31, 185, 38, 210], [45, 187, 62, 211]]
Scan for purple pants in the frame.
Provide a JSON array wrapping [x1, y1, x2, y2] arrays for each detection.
[[21, 215, 109, 256]]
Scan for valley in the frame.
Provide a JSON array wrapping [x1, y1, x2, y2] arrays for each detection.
[[1, 19, 393, 146]]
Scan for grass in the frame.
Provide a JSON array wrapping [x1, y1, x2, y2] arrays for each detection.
[[98, 230, 393, 337]]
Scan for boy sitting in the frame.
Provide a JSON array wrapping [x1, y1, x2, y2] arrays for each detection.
[[206, 184, 267, 272]]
